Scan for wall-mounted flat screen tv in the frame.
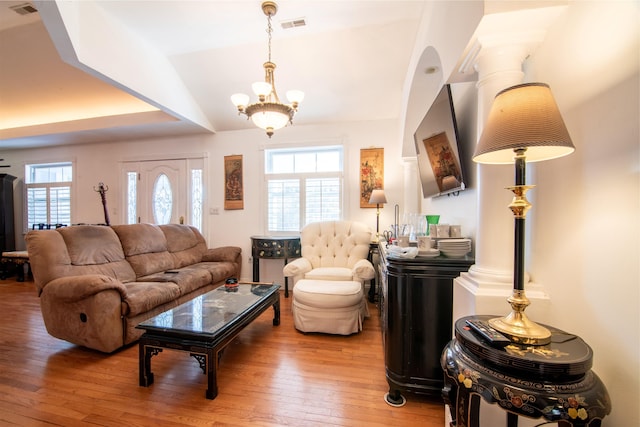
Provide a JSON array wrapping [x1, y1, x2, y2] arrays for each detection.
[[414, 84, 466, 198]]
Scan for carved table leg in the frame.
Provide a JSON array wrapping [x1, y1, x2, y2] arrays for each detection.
[[273, 298, 281, 326], [206, 349, 217, 399], [139, 342, 161, 387]]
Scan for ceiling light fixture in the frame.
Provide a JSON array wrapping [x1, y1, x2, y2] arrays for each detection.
[[231, 1, 304, 138]]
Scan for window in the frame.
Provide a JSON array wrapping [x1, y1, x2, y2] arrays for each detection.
[[265, 145, 343, 232], [191, 169, 203, 231], [25, 162, 72, 230], [126, 172, 137, 225], [152, 173, 173, 224]]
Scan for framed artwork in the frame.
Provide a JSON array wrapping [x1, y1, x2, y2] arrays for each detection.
[[360, 148, 384, 208], [422, 132, 463, 193], [224, 155, 243, 210]]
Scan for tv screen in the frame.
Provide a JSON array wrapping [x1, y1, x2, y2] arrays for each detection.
[[414, 84, 466, 198]]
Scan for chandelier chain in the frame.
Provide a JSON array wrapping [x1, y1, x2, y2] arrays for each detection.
[[266, 11, 273, 63]]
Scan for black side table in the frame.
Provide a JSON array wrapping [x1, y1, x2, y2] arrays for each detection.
[[251, 236, 301, 298], [441, 315, 611, 427]]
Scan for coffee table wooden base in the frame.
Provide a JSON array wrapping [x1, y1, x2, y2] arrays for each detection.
[[138, 290, 280, 399]]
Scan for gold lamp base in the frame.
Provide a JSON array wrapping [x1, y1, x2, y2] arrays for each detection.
[[488, 289, 551, 345]]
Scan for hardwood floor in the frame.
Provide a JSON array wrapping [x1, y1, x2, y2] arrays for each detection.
[[0, 277, 445, 426]]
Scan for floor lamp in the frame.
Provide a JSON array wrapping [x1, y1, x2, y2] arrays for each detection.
[[473, 83, 575, 345], [368, 189, 387, 242]]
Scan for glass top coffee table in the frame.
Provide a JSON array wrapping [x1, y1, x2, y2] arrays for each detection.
[[137, 283, 280, 399]]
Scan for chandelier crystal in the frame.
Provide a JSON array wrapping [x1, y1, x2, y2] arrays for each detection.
[[231, 1, 304, 138]]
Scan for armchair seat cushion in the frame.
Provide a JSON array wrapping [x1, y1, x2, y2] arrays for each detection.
[[293, 279, 362, 308], [304, 267, 353, 282]]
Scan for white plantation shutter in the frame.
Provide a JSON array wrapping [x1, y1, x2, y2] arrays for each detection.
[[49, 186, 71, 225], [305, 177, 340, 224], [267, 179, 300, 232], [26, 187, 47, 227], [25, 162, 72, 230], [26, 185, 71, 228], [266, 146, 343, 233]]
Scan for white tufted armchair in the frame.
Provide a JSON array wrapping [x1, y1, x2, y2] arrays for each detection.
[[283, 220, 375, 334], [283, 220, 375, 286]]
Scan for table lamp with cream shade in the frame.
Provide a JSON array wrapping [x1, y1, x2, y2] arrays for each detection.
[[368, 189, 387, 242], [473, 82, 575, 345]]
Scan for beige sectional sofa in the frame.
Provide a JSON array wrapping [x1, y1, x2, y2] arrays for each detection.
[[25, 223, 242, 353]]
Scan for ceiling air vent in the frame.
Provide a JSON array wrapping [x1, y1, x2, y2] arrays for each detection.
[[10, 2, 38, 16], [281, 18, 306, 29]]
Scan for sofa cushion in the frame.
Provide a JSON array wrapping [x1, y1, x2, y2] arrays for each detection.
[[160, 224, 205, 268], [192, 261, 239, 284], [138, 267, 212, 296], [58, 226, 137, 284], [59, 226, 124, 265], [123, 282, 181, 317], [112, 224, 174, 277]]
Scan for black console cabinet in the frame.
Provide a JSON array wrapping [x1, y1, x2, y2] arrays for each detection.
[[250, 236, 301, 298], [0, 174, 16, 254], [378, 243, 473, 405]]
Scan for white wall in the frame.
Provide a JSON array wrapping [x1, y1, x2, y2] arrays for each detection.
[[2, 118, 404, 284], [206, 119, 405, 282], [527, 1, 639, 425]]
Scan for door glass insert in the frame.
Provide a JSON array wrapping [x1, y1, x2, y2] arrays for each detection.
[[153, 173, 173, 224]]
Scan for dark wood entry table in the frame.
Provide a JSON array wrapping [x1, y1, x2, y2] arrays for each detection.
[[251, 236, 301, 297], [137, 283, 280, 399]]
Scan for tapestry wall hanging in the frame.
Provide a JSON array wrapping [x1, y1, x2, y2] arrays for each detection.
[[359, 148, 384, 208], [224, 155, 244, 210]]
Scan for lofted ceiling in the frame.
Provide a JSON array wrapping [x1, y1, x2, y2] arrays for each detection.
[[0, 0, 426, 149]]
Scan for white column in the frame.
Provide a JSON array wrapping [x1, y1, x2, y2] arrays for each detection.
[[402, 157, 419, 215]]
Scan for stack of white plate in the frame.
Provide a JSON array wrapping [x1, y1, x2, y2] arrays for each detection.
[[438, 238, 471, 258], [417, 248, 440, 258]]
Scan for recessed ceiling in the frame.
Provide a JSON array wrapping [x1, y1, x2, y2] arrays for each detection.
[[0, 0, 425, 149]]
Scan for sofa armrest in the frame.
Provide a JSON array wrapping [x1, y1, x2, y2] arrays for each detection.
[[43, 275, 127, 302], [283, 258, 312, 277], [352, 259, 375, 281], [202, 246, 242, 263]]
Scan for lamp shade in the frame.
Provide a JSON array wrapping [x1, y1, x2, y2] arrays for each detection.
[[369, 189, 387, 204], [230, 93, 250, 108], [473, 83, 575, 164], [286, 90, 305, 105], [251, 110, 290, 131], [252, 82, 273, 98]]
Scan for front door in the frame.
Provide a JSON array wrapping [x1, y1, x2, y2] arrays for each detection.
[[121, 157, 205, 231]]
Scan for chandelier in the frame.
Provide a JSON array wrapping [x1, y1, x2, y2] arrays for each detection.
[[230, 1, 304, 138]]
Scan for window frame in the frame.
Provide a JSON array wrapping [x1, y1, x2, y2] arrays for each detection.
[[263, 143, 345, 234]]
